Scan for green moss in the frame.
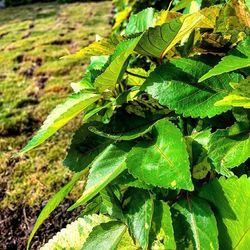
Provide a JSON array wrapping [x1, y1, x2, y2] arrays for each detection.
[[0, 1, 111, 209]]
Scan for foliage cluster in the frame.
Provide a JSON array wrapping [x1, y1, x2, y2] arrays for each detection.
[[21, 0, 250, 249]]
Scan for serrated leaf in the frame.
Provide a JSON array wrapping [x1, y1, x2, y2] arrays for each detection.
[[173, 196, 219, 250], [62, 36, 119, 59], [88, 111, 159, 141], [94, 36, 141, 92], [100, 187, 124, 220], [124, 189, 154, 250], [208, 123, 250, 175], [125, 7, 155, 36], [199, 37, 250, 82], [215, 77, 250, 108], [82, 221, 126, 250], [40, 214, 110, 250], [21, 92, 100, 153], [142, 57, 243, 118], [150, 200, 176, 250], [28, 171, 84, 249], [68, 142, 132, 211], [113, 170, 153, 190], [117, 227, 138, 250], [63, 123, 111, 172], [126, 67, 149, 86], [135, 11, 214, 59], [199, 175, 250, 250], [127, 118, 193, 190], [72, 56, 109, 92]]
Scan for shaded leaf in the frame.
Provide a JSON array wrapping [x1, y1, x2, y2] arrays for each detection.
[[173, 196, 219, 250], [124, 189, 154, 250], [68, 142, 132, 210], [88, 111, 159, 141], [100, 187, 124, 220], [21, 92, 100, 153], [127, 118, 193, 190], [63, 123, 111, 172], [82, 221, 126, 250], [199, 175, 250, 250]]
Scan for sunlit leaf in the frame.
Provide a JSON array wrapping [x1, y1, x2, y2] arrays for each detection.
[[28, 172, 84, 249], [173, 196, 219, 250], [199, 37, 250, 82], [21, 92, 100, 153], [127, 118, 193, 190], [199, 175, 250, 250], [142, 56, 243, 118], [68, 142, 132, 210], [40, 214, 110, 250]]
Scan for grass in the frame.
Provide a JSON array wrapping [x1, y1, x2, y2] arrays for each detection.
[[0, 1, 112, 209]]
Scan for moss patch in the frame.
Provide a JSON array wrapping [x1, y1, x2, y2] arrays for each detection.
[[0, 1, 111, 209]]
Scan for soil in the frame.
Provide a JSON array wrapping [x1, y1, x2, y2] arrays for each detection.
[[0, 199, 82, 250]]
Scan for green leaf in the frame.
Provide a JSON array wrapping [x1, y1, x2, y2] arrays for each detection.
[[215, 77, 250, 109], [88, 111, 159, 141], [21, 92, 100, 153], [72, 56, 109, 92], [125, 8, 155, 36], [135, 11, 214, 59], [199, 37, 250, 82], [199, 175, 250, 250], [100, 186, 124, 220], [124, 189, 154, 250], [173, 196, 219, 250], [27, 171, 84, 249], [113, 170, 153, 190], [150, 200, 176, 249], [63, 123, 111, 172], [40, 214, 110, 250], [142, 57, 243, 118], [68, 142, 132, 211], [62, 36, 119, 59], [208, 123, 250, 176], [82, 221, 126, 250], [94, 36, 141, 92], [127, 118, 193, 190], [126, 67, 149, 86]]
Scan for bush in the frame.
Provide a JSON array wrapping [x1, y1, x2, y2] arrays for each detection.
[[21, 0, 250, 249]]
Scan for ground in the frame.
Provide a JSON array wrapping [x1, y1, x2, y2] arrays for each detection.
[[0, 1, 111, 249]]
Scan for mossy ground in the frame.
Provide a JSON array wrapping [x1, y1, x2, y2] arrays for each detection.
[[0, 1, 112, 209]]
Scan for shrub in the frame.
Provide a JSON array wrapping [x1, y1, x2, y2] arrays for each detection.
[[21, 0, 250, 249]]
